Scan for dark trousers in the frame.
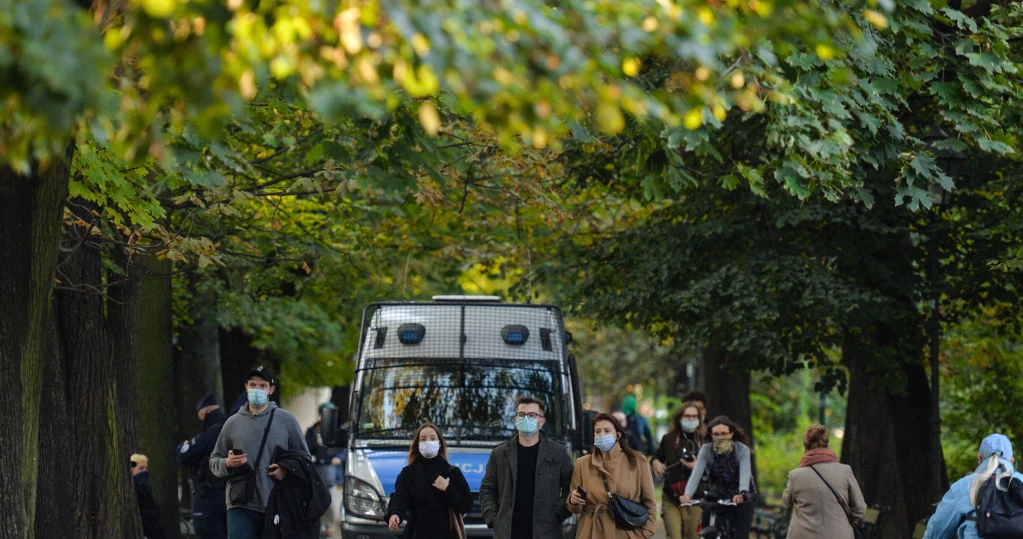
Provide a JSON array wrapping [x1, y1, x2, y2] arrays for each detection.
[[227, 507, 264, 539]]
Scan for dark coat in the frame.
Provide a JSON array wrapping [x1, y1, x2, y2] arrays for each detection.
[[478, 435, 574, 539], [386, 457, 473, 539], [177, 409, 228, 519], [133, 471, 166, 539], [263, 450, 333, 539]]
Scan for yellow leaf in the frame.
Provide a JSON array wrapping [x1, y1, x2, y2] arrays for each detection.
[[815, 44, 835, 61], [622, 58, 641, 77], [596, 103, 625, 134], [139, 0, 177, 18], [683, 108, 703, 130], [863, 9, 889, 30], [418, 102, 441, 136]]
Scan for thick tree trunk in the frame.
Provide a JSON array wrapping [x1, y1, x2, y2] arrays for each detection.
[[50, 205, 142, 539], [701, 346, 753, 441], [0, 157, 71, 539], [137, 254, 181, 539], [842, 327, 939, 539]]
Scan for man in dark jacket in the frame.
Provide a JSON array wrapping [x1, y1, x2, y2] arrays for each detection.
[[177, 393, 228, 539], [480, 396, 574, 539], [263, 450, 332, 539], [304, 401, 345, 537]]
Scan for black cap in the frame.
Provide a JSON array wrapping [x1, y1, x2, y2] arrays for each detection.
[[245, 365, 275, 386], [196, 393, 218, 412]]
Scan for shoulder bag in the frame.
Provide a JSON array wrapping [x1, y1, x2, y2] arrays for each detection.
[[599, 468, 649, 530], [229, 408, 276, 505], [809, 464, 867, 539]]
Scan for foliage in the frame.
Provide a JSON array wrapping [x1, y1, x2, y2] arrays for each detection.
[[941, 304, 1023, 480]]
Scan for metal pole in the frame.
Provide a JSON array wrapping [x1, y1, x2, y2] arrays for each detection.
[[819, 387, 826, 426], [928, 224, 943, 503]]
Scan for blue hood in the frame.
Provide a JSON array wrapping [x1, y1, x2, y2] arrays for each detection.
[[363, 449, 491, 497]]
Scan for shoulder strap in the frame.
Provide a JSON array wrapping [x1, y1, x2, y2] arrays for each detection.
[[253, 408, 277, 470], [809, 464, 852, 521], [598, 468, 614, 497]]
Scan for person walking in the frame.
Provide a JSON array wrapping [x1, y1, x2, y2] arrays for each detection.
[[651, 403, 706, 539], [131, 453, 166, 539], [679, 416, 756, 539], [177, 393, 228, 539], [567, 412, 657, 538], [782, 424, 866, 539], [621, 395, 655, 456], [923, 433, 1023, 539], [385, 423, 473, 538], [210, 366, 310, 539], [479, 395, 575, 539]]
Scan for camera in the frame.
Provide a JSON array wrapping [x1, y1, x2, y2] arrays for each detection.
[[680, 447, 695, 463]]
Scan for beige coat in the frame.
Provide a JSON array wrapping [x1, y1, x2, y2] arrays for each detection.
[[783, 462, 866, 539], [567, 447, 657, 539]]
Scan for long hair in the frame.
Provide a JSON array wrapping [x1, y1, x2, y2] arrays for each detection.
[[671, 401, 707, 438], [970, 454, 1013, 505], [592, 412, 641, 466], [705, 415, 751, 447], [407, 422, 448, 465]]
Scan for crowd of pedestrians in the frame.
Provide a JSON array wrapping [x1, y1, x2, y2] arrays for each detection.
[[133, 378, 1022, 539]]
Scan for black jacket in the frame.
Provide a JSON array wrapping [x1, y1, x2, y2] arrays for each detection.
[[177, 410, 228, 518], [386, 457, 473, 539], [133, 471, 166, 539], [263, 450, 332, 539]]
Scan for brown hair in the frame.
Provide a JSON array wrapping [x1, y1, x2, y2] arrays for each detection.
[[407, 423, 448, 465], [515, 395, 546, 414], [592, 412, 642, 466], [670, 401, 707, 437], [705, 415, 751, 447], [681, 390, 708, 408], [803, 424, 829, 450]]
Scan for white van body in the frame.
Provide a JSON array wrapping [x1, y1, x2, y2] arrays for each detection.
[[340, 297, 582, 538]]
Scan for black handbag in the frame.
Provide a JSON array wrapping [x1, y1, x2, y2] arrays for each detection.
[[809, 464, 866, 538], [599, 469, 649, 530]]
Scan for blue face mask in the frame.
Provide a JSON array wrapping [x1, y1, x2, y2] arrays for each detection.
[[594, 434, 617, 453], [247, 388, 269, 408], [515, 416, 539, 436]]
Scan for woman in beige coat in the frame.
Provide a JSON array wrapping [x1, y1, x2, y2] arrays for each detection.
[[783, 424, 866, 539], [568, 412, 657, 539]]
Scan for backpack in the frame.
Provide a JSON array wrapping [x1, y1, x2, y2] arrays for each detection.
[[974, 472, 1023, 538]]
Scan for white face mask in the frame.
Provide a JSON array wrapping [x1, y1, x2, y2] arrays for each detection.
[[419, 440, 441, 459]]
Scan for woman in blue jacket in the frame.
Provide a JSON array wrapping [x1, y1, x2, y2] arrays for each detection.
[[923, 433, 1023, 539], [386, 423, 473, 538]]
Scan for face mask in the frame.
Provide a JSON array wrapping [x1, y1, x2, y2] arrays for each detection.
[[681, 419, 700, 432], [515, 416, 539, 436], [712, 438, 734, 455], [419, 440, 441, 459], [594, 434, 617, 453], [247, 389, 269, 408]]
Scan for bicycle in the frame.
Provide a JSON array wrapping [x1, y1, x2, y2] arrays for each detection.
[[680, 497, 738, 539]]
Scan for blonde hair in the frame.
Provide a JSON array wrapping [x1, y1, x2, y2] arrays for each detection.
[[970, 455, 1013, 505]]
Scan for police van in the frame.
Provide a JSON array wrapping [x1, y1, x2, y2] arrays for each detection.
[[326, 296, 585, 538]]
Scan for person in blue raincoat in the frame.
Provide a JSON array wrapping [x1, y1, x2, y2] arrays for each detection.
[[923, 433, 1023, 539], [177, 393, 228, 539]]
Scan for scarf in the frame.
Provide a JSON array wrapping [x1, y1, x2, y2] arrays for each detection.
[[799, 447, 839, 467]]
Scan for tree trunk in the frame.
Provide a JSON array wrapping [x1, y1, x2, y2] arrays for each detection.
[[0, 155, 71, 539], [842, 326, 939, 539], [701, 346, 753, 441], [50, 203, 142, 539], [137, 254, 181, 539]]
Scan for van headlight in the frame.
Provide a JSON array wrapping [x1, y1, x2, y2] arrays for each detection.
[[344, 476, 386, 519]]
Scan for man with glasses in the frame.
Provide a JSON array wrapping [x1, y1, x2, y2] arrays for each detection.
[[480, 396, 574, 539]]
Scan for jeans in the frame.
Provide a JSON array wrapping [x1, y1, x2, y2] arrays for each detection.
[[227, 507, 264, 539]]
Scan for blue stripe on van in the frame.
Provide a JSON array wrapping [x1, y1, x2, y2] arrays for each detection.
[[365, 449, 492, 497]]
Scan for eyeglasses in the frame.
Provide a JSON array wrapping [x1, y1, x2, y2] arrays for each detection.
[[681, 414, 700, 420], [711, 432, 732, 439], [514, 412, 544, 420]]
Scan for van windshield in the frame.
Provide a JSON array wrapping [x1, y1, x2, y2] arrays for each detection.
[[353, 357, 565, 445]]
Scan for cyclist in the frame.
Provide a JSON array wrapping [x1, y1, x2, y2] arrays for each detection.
[[679, 416, 756, 539]]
